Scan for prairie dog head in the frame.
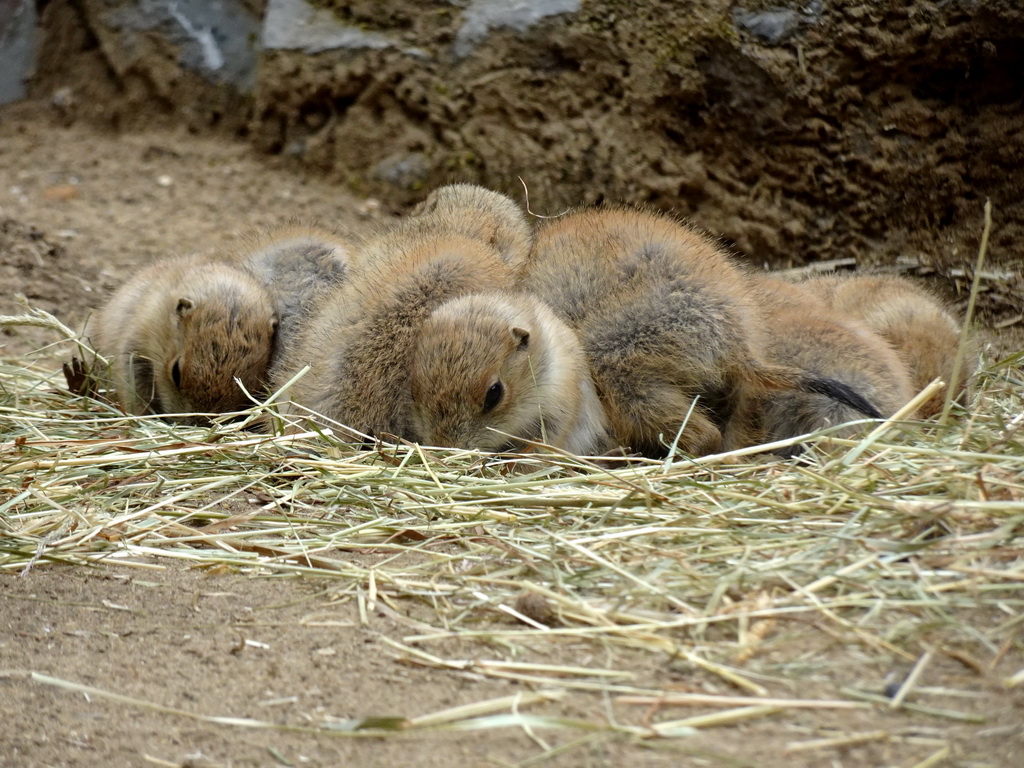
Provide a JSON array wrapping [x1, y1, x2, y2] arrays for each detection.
[[410, 293, 603, 453], [150, 269, 279, 422], [412, 184, 532, 272]]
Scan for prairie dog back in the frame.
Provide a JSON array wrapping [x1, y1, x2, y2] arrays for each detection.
[[87, 254, 278, 422], [236, 226, 351, 356], [411, 184, 533, 274], [802, 274, 974, 417], [522, 207, 774, 457]]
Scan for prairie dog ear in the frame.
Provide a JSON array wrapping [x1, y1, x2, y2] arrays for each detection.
[[176, 298, 195, 318], [511, 326, 530, 349]]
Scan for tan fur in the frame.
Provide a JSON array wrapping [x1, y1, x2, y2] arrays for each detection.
[[273, 207, 517, 439], [521, 207, 797, 457], [752, 276, 915, 443], [87, 254, 279, 423], [409, 292, 610, 454], [802, 274, 975, 417], [410, 184, 533, 275], [234, 226, 352, 363]]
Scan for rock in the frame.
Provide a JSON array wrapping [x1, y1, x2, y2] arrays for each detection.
[[733, 7, 802, 45], [0, 0, 36, 104], [372, 152, 431, 190], [454, 0, 582, 58], [263, 0, 396, 54], [98, 0, 261, 90]]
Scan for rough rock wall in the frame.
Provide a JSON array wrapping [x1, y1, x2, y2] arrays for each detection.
[[23, 0, 1024, 311], [252, 1, 1024, 277], [31, 0, 261, 129]]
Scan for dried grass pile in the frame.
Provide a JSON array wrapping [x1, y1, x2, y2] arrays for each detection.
[[1, 305, 1022, 747]]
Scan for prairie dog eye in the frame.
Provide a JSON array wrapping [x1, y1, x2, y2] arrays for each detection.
[[171, 360, 182, 389], [483, 381, 504, 413]]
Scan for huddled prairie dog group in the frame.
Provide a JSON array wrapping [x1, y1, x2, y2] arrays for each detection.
[[520, 207, 895, 456], [83, 183, 975, 457]]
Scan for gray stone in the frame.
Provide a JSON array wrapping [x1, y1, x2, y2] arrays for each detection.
[[101, 0, 261, 90], [802, 1, 824, 22], [733, 7, 802, 45], [454, 0, 581, 58], [373, 152, 431, 190], [0, 0, 36, 105], [263, 0, 396, 54]]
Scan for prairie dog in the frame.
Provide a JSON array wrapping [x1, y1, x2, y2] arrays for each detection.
[[236, 226, 351, 359], [273, 232, 515, 439], [752, 276, 915, 445], [521, 207, 865, 457], [87, 254, 279, 422], [410, 184, 533, 274], [801, 274, 974, 417], [409, 292, 610, 454]]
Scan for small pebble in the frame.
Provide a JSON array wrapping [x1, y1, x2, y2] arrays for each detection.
[[734, 7, 802, 45], [42, 184, 78, 201], [514, 592, 555, 626]]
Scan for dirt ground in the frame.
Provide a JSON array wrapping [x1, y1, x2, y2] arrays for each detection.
[[1, 107, 1023, 766], [3, 565, 1021, 768]]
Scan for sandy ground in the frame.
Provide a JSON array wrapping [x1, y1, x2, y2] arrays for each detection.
[[4, 565, 1022, 767], [1, 105, 1022, 767]]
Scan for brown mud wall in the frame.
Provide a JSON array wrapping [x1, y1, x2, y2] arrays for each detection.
[[29, 1, 1024, 324]]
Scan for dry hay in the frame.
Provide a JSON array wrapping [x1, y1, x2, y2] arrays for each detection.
[[1, 303, 1022, 753]]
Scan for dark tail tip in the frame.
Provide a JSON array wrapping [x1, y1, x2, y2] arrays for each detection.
[[799, 377, 884, 420]]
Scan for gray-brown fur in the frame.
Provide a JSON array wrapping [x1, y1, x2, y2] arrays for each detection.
[[409, 292, 610, 454], [752, 276, 915, 445], [801, 274, 974, 418], [87, 254, 279, 423], [521, 207, 790, 457], [236, 226, 351, 363]]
